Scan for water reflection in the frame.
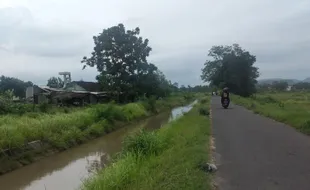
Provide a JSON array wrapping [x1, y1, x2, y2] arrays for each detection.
[[86, 152, 111, 174], [169, 100, 197, 122]]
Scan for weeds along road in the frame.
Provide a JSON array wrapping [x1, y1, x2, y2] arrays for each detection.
[[211, 96, 310, 190]]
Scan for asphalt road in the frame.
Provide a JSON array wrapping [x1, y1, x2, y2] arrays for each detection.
[[211, 96, 310, 190]]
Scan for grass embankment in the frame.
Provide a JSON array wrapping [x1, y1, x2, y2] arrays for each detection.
[[0, 94, 196, 174], [233, 92, 310, 134], [82, 97, 212, 190]]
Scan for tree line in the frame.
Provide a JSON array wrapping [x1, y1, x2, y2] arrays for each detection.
[[0, 73, 207, 100], [257, 81, 310, 92]]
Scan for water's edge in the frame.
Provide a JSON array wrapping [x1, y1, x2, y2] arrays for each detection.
[[0, 101, 196, 190], [0, 102, 192, 176]]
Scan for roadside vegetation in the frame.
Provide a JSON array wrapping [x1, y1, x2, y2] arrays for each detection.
[[82, 97, 211, 190], [0, 94, 195, 151], [0, 23, 211, 175], [233, 92, 310, 134]]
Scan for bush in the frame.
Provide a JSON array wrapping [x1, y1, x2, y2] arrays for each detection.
[[199, 107, 210, 116], [38, 103, 50, 113], [183, 93, 194, 101], [122, 103, 147, 121], [122, 129, 166, 156], [257, 96, 278, 104], [299, 120, 310, 134], [144, 96, 157, 113], [93, 103, 125, 123], [85, 120, 108, 137], [200, 97, 209, 104], [0, 95, 186, 151]]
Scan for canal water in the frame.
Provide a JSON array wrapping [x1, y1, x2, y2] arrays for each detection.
[[0, 102, 196, 190]]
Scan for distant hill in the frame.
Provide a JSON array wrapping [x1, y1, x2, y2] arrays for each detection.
[[258, 78, 300, 85], [303, 77, 310, 83]]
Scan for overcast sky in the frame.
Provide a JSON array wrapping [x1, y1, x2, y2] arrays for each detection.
[[1, 0, 310, 86]]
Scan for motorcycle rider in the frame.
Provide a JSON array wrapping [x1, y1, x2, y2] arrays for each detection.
[[221, 87, 230, 104]]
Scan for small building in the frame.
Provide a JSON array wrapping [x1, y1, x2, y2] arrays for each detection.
[[26, 85, 55, 104], [26, 81, 110, 105], [64, 81, 102, 92], [286, 85, 292, 91]]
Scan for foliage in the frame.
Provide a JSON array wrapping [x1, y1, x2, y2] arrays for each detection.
[[0, 75, 33, 98], [0, 90, 33, 115], [179, 84, 210, 93], [201, 44, 259, 97], [122, 129, 166, 156], [257, 81, 289, 92], [199, 97, 209, 104], [199, 107, 210, 116], [0, 95, 188, 151], [270, 81, 288, 91], [142, 96, 157, 113], [47, 77, 64, 88], [38, 102, 50, 113], [82, 23, 174, 102], [292, 82, 310, 90], [81, 103, 211, 190], [233, 92, 310, 134]]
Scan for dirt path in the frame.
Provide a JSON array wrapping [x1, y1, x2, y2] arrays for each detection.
[[211, 96, 310, 190]]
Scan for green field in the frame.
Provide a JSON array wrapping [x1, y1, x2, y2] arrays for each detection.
[[81, 97, 212, 190], [0, 94, 195, 152], [233, 92, 310, 134]]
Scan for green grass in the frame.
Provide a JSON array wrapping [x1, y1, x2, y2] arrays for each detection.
[[0, 94, 196, 151], [81, 99, 211, 190], [232, 91, 310, 134]]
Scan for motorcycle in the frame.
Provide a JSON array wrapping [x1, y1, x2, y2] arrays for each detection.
[[221, 92, 230, 109]]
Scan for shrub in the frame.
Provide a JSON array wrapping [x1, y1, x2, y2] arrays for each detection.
[[63, 108, 70, 114], [257, 96, 278, 104], [183, 93, 194, 101], [85, 120, 108, 137], [122, 103, 147, 121], [93, 103, 125, 123], [200, 97, 209, 104], [144, 96, 157, 113], [38, 103, 50, 113], [199, 107, 210, 116], [122, 129, 166, 156], [299, 120, 310, 134]]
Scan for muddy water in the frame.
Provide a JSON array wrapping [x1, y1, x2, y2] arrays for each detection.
[[0, 103, 195, 190]]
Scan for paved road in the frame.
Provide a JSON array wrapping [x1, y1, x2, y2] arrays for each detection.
[[211, 96, 310, 190]]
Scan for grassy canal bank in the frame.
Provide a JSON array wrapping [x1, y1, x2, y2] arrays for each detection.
[[0, 94, 197, 175], [82, 97, 212, 190], [232, 92, 310, 135]]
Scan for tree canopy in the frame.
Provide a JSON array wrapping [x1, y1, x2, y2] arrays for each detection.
[[0, 75, 33, 98], [47, 77, 64, 88], [201, 44, 259, 97], [82, 23, 174, 102]]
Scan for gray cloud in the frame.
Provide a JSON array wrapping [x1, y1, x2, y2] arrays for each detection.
[[0, 0, 310, 86], [0, 7, 92, 58]]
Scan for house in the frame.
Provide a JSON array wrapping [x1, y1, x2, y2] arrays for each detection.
[[26, 81, 110, 105], [26, 85, 64, 104], [286, 85, 292, 91], [64, 81, 102, 92], [53, 81, 109, 105]]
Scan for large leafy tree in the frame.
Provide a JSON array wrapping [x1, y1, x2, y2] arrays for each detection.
[[82, 23, 171, 101], [201, 44, 259, 97], [47, 77, 64, 88], [0, 75, 33, 98]]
